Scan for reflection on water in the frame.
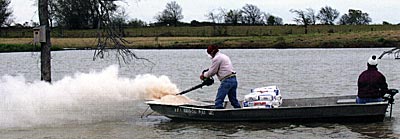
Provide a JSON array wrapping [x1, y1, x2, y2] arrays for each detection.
[[345, 119, 398, 138], [154, 120, 367, 138], [152, 119, 399, 138], [146, 113, 400, 139]]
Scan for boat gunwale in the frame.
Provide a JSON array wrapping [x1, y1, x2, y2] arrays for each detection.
[[146, 95, 390, 112], [148, 101, 389, 111]]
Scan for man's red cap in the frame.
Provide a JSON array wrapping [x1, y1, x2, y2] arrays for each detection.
[[207, 45, 218, 54]]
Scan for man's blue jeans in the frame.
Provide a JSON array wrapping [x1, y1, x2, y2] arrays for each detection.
[[215, 77, 241, 109], [356, 97, 383, 104]]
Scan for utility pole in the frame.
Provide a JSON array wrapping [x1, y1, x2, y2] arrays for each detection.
[[38, 0, 51, 82]]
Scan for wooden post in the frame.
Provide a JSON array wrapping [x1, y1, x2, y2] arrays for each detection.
[[38, 0, 51, 82]]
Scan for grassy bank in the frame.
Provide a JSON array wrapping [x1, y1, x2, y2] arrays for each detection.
[[1, 25, 400, 38], [0, 44, 62, 53], [1, 30, 399, 52]]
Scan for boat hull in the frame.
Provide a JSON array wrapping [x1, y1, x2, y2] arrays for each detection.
[[147, 95, 389, 122]]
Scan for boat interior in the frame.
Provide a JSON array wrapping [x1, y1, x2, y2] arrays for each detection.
[[183, 95, 369, 109]]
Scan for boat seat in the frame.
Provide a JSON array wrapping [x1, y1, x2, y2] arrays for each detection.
[[336, 99, 356, 104], [182, 101, 215, 108]]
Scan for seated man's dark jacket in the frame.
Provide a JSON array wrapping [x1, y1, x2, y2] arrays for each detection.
[[358, 65, 388, 98]]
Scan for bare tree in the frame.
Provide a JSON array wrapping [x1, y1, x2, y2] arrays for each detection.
[[0, 0, 12, 27], [290, 8, 315, 34], [241, 4, 264, 25], [206, 9, 223, 24], [307, 8, 317, 25], [223, 9, 242, 25], [205, 9, 227, 36], [155, 1, 183, 26], [317, 6, 340, 25]]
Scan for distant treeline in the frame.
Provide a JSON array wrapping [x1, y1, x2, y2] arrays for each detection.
[[1, 25, 400, 38]]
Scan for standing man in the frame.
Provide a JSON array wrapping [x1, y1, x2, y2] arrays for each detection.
[[200, 45, 241, 109], [357, 55, 389, 104]]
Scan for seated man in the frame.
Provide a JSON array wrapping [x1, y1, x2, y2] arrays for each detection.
[[356, 55, 389, 104]]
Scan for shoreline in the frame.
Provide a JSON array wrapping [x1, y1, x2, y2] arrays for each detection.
[[0, 44, 396, 53], [1, 30, 400, 52]]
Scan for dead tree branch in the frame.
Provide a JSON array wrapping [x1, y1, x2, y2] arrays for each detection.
[[93, 0, 153, 65]]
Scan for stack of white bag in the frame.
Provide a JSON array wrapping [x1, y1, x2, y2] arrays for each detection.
[[243, 86, 282, 108]]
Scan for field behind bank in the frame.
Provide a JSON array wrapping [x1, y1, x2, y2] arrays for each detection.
[[1, 25, 400, 38], [1, 25, 400, 51]]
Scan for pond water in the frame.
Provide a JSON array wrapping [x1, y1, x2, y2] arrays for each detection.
[[0, 48, 399, 138]]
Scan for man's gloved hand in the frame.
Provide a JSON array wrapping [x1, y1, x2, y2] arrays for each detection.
[[200, 74, 205, 80], [200, 69, 209, 80]]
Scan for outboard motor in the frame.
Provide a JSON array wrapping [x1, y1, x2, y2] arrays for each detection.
[[385, 89, 398, 104], [383, 89, 398, 119]]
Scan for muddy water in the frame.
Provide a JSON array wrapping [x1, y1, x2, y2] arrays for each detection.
[[0, 48, 399, 138]]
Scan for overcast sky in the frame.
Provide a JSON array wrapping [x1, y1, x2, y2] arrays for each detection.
[[9, 0, 400, 25]]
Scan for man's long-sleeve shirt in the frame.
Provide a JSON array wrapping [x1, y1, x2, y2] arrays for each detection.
[[204, 52, 235, 81]]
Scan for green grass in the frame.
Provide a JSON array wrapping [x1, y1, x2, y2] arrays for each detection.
[[2, 25, 400, 38], [0, 44, 62, 52], [0, 25, 399, 52]]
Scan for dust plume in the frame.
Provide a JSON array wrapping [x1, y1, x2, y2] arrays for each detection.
[[0, 65, 192, 128]]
